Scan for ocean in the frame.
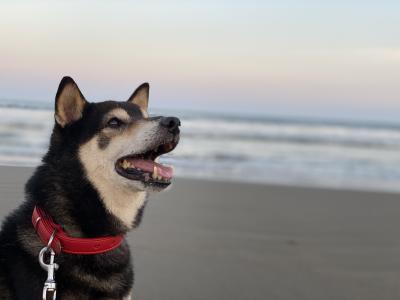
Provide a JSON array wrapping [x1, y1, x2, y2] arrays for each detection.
[[1, 99, 400, 192]]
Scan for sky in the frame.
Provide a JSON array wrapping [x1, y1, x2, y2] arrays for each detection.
[[0, 0, 399, 122]]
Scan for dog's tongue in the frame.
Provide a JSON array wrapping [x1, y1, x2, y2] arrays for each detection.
[[129, 159, 173, 179]]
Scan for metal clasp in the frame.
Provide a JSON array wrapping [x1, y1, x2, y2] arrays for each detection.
[[38, 231, 59, 300]]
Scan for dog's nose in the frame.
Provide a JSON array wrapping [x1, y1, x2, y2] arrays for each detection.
[[160, 116, 181, 133]]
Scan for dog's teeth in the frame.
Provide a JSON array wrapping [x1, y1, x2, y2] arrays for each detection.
[[152, 166, 158, 179], [157, 175, 162, 180], [144, 173, 150, 181], [122, 160, 130, 169]]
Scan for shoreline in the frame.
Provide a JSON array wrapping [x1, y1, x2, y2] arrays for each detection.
[[1, 166, 400, 299], [1, 164, 399, 196]]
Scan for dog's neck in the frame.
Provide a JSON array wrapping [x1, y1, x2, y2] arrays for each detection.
[[89, 179, 148, 230], [25, 159, 146, 238]]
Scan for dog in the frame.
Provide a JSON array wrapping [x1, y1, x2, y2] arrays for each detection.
[[0, 76, 180, 299]]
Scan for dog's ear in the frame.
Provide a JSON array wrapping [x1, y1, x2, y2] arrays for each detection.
[[127, 83, 149, 112], [55, 76, 87, 127]]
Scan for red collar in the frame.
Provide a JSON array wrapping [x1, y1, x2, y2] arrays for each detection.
[[32, 206, 123, 255]]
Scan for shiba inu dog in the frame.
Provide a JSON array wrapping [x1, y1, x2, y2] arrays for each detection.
[[0, 77, 180, 299]]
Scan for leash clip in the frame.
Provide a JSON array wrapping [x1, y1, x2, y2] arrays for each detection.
[[38, 230, 59, 300]]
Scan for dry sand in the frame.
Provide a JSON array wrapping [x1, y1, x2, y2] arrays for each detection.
[[1, 166, 400, 300]]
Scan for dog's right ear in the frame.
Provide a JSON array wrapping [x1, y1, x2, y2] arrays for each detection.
[[55, 76, 87, 127]]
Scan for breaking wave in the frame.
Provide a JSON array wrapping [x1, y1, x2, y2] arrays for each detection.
[[1, 100, 400, 192]]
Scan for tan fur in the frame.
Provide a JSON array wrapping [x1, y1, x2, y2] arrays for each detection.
[[106, 108, 131, 123], [55, 83, 86, 127], [128, 84, 149, 111], [140, 109, 149, 118], [79, 118, 160, 227], [123, 290, 133, 300]]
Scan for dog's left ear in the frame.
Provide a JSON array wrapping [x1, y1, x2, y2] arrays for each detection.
[[127, 83, 149, 112], [55, 76, 87, 127]]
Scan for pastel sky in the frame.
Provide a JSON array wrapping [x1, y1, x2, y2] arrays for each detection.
[[0, 1, 399, 122]]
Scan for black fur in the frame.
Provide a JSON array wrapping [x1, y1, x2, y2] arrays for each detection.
[[0, 78, 179, 299]]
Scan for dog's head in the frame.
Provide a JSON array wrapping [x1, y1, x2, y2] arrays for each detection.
[[53, 76, 180, 198], [55, 77, 180, 191]]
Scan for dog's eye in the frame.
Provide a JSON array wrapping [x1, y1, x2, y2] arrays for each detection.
[[106, 117, 124, 129]]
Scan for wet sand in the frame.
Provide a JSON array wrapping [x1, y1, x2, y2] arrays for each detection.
[[1, 166, 400, 300]]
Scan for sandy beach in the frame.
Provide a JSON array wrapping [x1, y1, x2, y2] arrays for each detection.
[[1, 165, 400, 300]]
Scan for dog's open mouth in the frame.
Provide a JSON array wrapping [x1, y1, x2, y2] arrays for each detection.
[[115, 140, 177, 187]]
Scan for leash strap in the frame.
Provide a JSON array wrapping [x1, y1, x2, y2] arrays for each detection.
[[32, 206, 123, 255]]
